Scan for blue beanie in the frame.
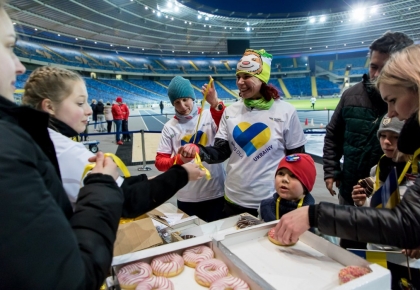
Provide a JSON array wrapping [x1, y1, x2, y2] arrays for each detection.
[[167, 76, 195, 105]]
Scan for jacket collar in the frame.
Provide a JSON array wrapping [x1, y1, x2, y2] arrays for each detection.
[[49, 117, 79, 138], [0, 96, 62, 179]]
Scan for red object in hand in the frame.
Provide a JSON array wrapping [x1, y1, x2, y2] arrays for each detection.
[[183, 144, 199, 158]]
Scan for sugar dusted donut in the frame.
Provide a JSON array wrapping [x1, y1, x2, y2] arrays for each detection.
[[209, 276, 250, 290], [183, 245, 214, 268], [117, 262, 152, 289], [268, 227, 296, 246], [151, 252, 184, 277], [339, 265, 372, 284], [135, 276, 174, 290], [195, 258, 229, 287]]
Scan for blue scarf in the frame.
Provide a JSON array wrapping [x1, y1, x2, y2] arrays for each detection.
[[175, 102, 198, 124]]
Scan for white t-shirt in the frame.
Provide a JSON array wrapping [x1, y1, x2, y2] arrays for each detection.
[[49, 129, 124, 208], [216, 99, 306, 209], [310, 97, 316, 104], [157, 110, 225, 202]]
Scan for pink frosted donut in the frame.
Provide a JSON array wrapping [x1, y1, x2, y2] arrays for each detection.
[[135, 276, 174, 290], [151, 252, 184, 277], [183, 245, 214, 268], [117, 262, 153, 289], [195, 259, 229, 287], [209, 276, 250, 290], [339, 265, 372, 284]]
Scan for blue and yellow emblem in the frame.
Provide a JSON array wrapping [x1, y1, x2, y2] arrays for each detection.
[[232, 122, 271, 156]]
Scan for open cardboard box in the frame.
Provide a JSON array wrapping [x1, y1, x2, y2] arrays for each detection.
[[113, 218, 163, 257], [168, 213, 262, 242], [110, 236, 262, 290]]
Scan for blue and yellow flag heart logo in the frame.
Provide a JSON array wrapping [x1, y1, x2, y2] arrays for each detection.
[[181, 130, 208, 146], [233, 122, 271, 156]]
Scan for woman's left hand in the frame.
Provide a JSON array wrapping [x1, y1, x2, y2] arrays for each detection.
[[274, 206, 311, 245]]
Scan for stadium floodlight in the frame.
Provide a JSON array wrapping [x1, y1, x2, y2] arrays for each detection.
[[245, 27, 250, 31], [309, 47, 312, 49], [217, 52, 220, 54], [165, 15, 168, 18], [189, 22, 191, 24], [35, 28, 37, 31], [370, 6, 377, 14], [326, 46, 328, 48], [309, 17, 315, 23], [75, 38, 78, 40], [12, 22, 16, 25], [205, 17, 209, 20], [198, 15, 202, 19], [174, 6, 179, 12], [94, 41, 97, 44], [320, 16, 326, 22], [142, 48, 144, 50], [204, 24, 206, 27], [246, 22, 249, 25], [145, 6, 148, 10], [224, 27, 227, 29], [344, 44, 346, 46], [167, 2, 173, 8], [127, 46, 130, 49], [209, 25, 211, 28], [157, 11, 161, 16], [58, 34, 60, 36], [171, 17, 174, 20], [202, 52, 204, 54], [188, 51, 190, 53]]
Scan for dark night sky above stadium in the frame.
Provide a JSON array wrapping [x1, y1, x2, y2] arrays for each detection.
[[180, 0, 394, 17]]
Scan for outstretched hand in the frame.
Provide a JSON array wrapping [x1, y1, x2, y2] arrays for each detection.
[[274, 206, 311, 245], [352, 185, 367, 207], [201, 76, 218, 108], [88, 152, 119, 181]]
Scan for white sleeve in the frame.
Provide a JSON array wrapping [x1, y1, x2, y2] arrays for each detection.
[[157, 124, 175, 155], [56, 142, 95, 207], [214, 110, 229, 141], [283, 109, 306, 150]]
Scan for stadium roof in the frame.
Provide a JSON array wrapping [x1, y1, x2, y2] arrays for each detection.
[[7, 0, 420, 57], [180, 0, 394, 19]]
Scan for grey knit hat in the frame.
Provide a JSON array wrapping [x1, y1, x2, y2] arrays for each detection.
[[167, 76, 195, 105], [377, 116, 404, 139]]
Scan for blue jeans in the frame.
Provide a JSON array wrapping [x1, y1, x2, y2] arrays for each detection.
[[113, 120, 122, 142]]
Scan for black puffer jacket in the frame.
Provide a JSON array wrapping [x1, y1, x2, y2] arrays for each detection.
[[311, 113, 420, 249], [0, 96, 123, 289], [323, 76, 387, 204]]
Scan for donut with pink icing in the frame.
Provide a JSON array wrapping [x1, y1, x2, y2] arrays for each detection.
[[117, 262, 153, 289], [268, 227, 296, 246], [151, 252, 184, 277], [135, 276, 174, 290], [339, 265, 372, 284], [183, 245, 214, 268], [195, 258, 229, 287], [209, 276, 250, 290]]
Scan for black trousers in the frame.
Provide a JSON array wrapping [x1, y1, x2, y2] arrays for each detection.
[[177, 196, 225, 222], [106, 121, 112, 133], [122, 120, 130, 141], [222, 200, 258, 218]]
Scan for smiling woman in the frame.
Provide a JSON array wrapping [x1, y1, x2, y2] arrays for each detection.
[[179, 49, 307, 218], [0, 2, 125, 288]]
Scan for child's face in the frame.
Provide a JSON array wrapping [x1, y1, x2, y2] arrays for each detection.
[[275, 168, 305, 201], [53, 80, 92, 133], [174, 97, 193, 115], [379, 130, 399, 158]]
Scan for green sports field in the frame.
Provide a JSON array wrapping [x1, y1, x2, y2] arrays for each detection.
[[285, 98, 340, 110]]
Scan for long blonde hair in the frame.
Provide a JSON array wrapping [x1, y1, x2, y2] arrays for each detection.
[[22, 66, 83, 110], [376, 44, 420, 124]]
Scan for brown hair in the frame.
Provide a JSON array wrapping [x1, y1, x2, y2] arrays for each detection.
[[376, 44, 420, 124], [22, 66, 83, 110], [260, 83, 280, 101]]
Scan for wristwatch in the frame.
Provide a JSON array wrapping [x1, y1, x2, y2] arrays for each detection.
[[215, 101, 224, 111]]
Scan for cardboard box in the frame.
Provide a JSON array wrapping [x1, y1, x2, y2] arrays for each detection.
[[113, 218, 163, 256], [111, 236, 263, 290]]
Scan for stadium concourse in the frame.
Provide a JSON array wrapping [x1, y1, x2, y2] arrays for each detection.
[[84, 101, 339, 208]]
